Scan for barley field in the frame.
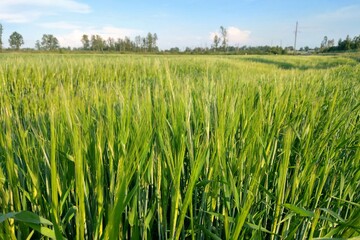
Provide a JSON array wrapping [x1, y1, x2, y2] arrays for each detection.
[[0, 54, 359, 239]]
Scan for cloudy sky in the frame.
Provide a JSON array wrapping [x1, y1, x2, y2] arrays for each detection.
[[0, 0, 359, 50]]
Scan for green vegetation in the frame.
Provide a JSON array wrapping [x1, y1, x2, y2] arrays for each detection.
[[8, 32, 24, 50], [321, 34, 360, 52], [0, 54, 359, 239]]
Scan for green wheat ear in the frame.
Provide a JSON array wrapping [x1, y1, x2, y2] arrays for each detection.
[[0, 53, 359, 239]]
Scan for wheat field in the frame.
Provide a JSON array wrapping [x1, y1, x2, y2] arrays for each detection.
[[0, 54, 359, 239]]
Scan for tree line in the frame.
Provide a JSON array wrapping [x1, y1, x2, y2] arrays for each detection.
[[320, 34, 360, 52], [0, 24, 288, 55], [80, 33, 158, 52], [0, 23, 159, 52], [0, 26, 59, 51], [0, 23, 359, 54]]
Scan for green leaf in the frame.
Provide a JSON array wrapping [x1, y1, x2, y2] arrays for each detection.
[[144, 202, 156, 229], [312, 238, 346, 240], [203, 210, 235, 223], [0, 212, 17, 223], [13, 211, 53, 225], [198, 225, 222, 240], [24, 223, 57, 239], [331, 196, 360, 207], [244, 222, 274, 235], [61, 206, 77, 225], [320, 208, 345, 223], [283, 204, 314, 217], [0, 211, 53, 225], [0, 211, 59, 239]]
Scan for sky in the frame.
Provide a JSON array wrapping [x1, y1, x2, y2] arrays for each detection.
[[0, 0, 359, 50]]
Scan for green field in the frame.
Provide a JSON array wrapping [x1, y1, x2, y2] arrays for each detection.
[[0, 54, 359, 239]]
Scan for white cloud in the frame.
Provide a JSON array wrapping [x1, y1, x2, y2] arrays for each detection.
[[0, 0, 91, 13], [158, 35, 209, 50], [210, 26, 251, 45], [0, 12, 44, 23], [0, 0, 91, 23], [56, 29, 89, 47], [316, 5, 360, 21], [227, 27, 251, 44], [99, 27, 142, 39], [39, 21, 81, 30], [56, 26, 143, 48]]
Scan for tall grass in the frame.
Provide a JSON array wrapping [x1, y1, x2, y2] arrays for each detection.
[[0, 54, 359, 239]]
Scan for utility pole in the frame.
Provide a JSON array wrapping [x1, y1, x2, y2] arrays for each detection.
[[294, 21, 298, 54]]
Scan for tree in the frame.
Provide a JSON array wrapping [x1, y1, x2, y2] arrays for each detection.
[[0, 24, 3, 51], [328, 39, 335, 48], [185, 47, 192, 53], [124, 36, 133, 51], [220, 26, 228, 51], [212, 34, 220, 51], [134, 35, 141, 52], [169, 47, 180, 53], [141, 37, 147, 51], [81, 34, 90, 50], [354, 35, 360, 49], [320, 36, 328, 49], [338, 36, 352, 51], [9, 31, 24, 50], [115, 38, 123, 51], [152, 33, 158, 51], [338, 38, 344, 50], [35, 40, 41, 50], [41, 34, 59, 50], [144, 33, 158, 52], [146, 32, 153, 52], [107, 37, 115, 51], [344, 35, 352, 50], [91, 35, 105, 51]]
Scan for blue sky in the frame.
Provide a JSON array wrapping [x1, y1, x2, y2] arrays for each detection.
[[0, 0, 359, 50]]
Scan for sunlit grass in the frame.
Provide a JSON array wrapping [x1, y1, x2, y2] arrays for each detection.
[[0, 54, 359, 239]]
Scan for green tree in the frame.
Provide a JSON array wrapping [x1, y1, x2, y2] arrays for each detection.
[[135, 35, 141, 51], [328, 39, 335, 48], [115, 38, 123, 51], [169, 47, 180, 53], [185, 47, 192, 53], [35, 40, 41, 50], [344, 35, 352, 50], [41, 34, 59, 50], [212, 34, 221, 51], [152, 33, 158, 51], [124, 36, 133, 51], [107, 37, 115, 51], [81, 34, 90, 50], [220, 26, 228, 51], [91, 35, 105, 51], [146, 32, 153, 52], [337, 38, 343, 50], [320, 36, 328, 49], [353, 35, 360, 49], [9, 31, 24, 50], [142, 37, 147, 51], [145, 33, 158, 52]]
